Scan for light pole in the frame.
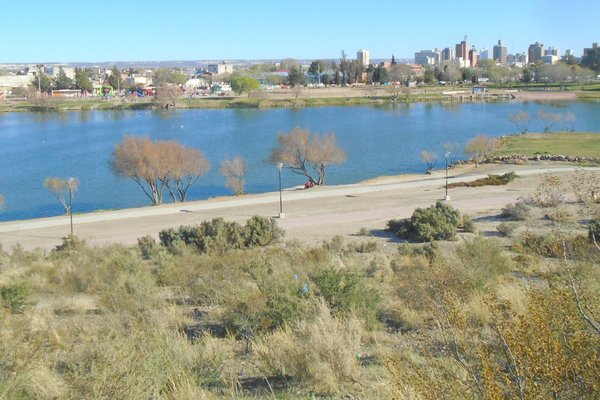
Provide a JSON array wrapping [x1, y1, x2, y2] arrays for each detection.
[[277, 163, 285, 218], [444, 151, 451, 201], [67, 178, 75, 236]]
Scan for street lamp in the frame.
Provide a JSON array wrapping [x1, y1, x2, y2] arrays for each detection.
[[277, 163, 285, 218], [67, 178, 75, 236], [444, 151, 451, 201]]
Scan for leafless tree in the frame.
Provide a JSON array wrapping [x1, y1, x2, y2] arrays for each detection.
[[464, 135, 499, 167], [111, 136, 210, 205], [269, 127, 346, 185], [220, 156, 247, 195], [561, 112, 576, 131], [420, 150, 437, 174], [0, 194, 4, 210], [160, 141, 211, 202], [538, 110, 562, 133], [44, 177, 79, 214], [154, 84, 182, 109], [509, 111, 531, 134]]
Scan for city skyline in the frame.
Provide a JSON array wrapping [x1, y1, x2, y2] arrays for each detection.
[[1, 0, 598, 63]]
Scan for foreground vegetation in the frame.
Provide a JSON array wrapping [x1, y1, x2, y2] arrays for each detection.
[[1, 174, 599, 399]]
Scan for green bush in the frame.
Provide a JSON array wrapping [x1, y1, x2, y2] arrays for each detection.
[[447, 172, 517, 188], [497, 222, 518, 237], [462, 215, 476, 233], [500, 201, 531, 221], [243, 215, 284, 247], [387, 202, 461, 242], [159, 216, 283, 255], [0, 283, 29, 313], [589, 218, 600, 242]]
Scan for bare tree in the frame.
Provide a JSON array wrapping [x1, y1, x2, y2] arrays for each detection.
[[562, 112, 576, 131], [220, 156, 247, 195], [0, 194, 4, 210], [44, 177, 79, 214], [160, 141, 211, 202], [111, 136, 210, 205], [509, 111, 531, 134], [538, 111, 562, 133], [269, 127, 346, 185], [420, 150, 437, 174], [154, 84, 182, 109], [464, 135, 499, 167]]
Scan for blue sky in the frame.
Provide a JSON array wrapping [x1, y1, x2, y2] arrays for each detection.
[[1, 0, 598, 63]]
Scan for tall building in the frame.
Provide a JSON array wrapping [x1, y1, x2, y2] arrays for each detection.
[[455, 36, 468, 60], [583, 43, 598, 58], [479, 48, 489, 60], [545, 46, 559, 56], [528, 42, 544, 64], [414, 49, 441, 66], [442, 47, 455, 61], [468, 46, 478, 67], [493, 40, 508, 65], [357, 49, 370, 66]]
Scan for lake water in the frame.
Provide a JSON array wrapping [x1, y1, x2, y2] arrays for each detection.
[[1, 101, 599, 221]]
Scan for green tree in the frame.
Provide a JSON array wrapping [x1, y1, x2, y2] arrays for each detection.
[[522, 66, 534, 83], [52, 66, 74, 90], [153, 68, 187, 87], [308, 60, 326, 75], [581, 46, 600, 73], [74, 68, 93, 92], [287, 66, 305, 87], [230, 74, 260, 97], [31, 69, 51, 93], [424, 67, 435, 84], [107, 65, 122, 92]]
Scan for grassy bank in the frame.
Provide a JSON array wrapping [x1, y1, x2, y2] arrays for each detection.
[[494, 132, 600, 158]]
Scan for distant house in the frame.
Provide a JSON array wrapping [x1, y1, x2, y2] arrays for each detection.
[[208, 62, 234, 75]]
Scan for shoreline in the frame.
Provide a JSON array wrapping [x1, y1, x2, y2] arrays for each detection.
[[1, 162, 598, 251], [0, 88, 587, 113]]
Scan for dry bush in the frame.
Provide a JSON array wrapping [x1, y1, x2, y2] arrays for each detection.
[[500, 200, 531, 221], [571, 169, 600, 217], [497, 221, 518, 237], [534, 174, 564, 207], [254, 301, 363, 395]]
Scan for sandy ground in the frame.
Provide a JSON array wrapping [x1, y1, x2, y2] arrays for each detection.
[[1, 163, 597, 252]]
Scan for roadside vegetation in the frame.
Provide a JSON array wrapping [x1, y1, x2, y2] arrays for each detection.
[[493, 132, 600, 159], [1, 171, 598, 399]]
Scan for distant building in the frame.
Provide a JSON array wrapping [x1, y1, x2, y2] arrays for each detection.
[[442, 47, 455, 61], [493, 40, 508, 65], [468, 46, 478, 67], [479, 48, 489, 61], [357, 49, 370, 66], [208, 62, 234, 75], [583, 42, 598, 58], [508, 53, 528, 66], [528, 42, 544, 64], [455, 36, 469, 67], [541, 54, 559, 64], [414, 49, 441, 66], [545, 46, 559, 56], [565, 49, 574, 57]]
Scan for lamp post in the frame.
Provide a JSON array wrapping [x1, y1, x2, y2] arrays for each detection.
[[277, 163, 285, 218], [67, 178, 75, 236], [444, 151, 451, 201]]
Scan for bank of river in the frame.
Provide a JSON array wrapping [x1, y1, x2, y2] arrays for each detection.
[[1, 101, 599, 221]]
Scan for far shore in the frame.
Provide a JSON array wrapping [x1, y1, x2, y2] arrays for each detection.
[[0, 86, 592, 113], [1, 162, 598, 251]]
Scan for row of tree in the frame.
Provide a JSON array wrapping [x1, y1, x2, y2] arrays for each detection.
[[110, 129, 346, 206]]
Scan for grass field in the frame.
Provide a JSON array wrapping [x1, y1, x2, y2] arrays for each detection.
[[495, 132, 600, 158]]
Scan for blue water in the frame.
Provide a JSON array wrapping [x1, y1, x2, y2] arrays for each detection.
[[1, 101, 599, 221]]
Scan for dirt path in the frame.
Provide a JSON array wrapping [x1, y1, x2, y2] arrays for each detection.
[[0, 164, 596, 251]]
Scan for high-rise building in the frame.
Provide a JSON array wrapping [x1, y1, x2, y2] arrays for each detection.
[[414, 49, 441, 66], [545, 47, 559, 56], [479, 48, 489, 60], [468, 46, 478, 67], [583, 43, 598, 58], [442, 47, 455, 61], [357, 49, 370, 66], [528, 42, 544, 64], [493, 40, 508, 65], [455, 36, 468, 60]]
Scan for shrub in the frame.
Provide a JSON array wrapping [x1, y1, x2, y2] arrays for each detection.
[[500, 200, 531, 221], [589, 218, 600, 242], [159, 216, 283, 255], [0, 283, 29, 313], [461, 215, 476, 233], [243, 215, 284, 247], [447, 172, 517, 188], [387, 202, 461, 242], [497, 222, 517, 237], [534, 174, 564, 207], [253, 301, 363, 395], [137, 235, 158, 260]]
